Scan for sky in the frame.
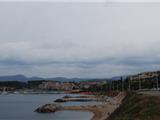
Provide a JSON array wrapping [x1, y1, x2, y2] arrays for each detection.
[[0, 1, 160, 78]]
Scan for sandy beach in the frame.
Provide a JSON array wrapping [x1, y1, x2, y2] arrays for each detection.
[[36, 92, 126, 120], [62, 92, 126, 120]]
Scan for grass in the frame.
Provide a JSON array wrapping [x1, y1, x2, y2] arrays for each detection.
[[107, 92, 160, 120]]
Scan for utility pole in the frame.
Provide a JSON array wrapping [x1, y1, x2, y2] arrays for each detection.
[[156, 71, 159, 90], [109, 81, 111, 91], [112, 81, 114, 91], [129, 77, 131, 91], [117, 81, 119, 91], [121, 77, 124, 91], [139, 74, 141, 91]]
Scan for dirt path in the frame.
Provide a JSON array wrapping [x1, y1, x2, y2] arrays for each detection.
[[139, 91, 160, 97]]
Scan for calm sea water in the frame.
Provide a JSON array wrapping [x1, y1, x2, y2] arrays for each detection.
[[0, 94, 93, 120]]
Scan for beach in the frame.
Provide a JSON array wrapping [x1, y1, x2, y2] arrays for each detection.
[[36, 92, 126, 120]]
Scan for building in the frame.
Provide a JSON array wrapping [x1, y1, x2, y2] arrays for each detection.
[[79, 82, 98, 89], [128, 71, 160, 90], [60, 82, 77, 91], [129, 71, 160, 81], [38, 81, 61, 90], [38, 81, 77, 91]]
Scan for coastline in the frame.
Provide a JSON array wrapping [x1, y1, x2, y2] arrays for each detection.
[[63, 92, 126, 120], [0, 94, 93, 120], [35, 92, 126, 120]]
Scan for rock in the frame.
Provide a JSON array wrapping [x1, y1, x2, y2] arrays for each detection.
[[63, 95, 71, 98], [91, 105, 97, 108], [54, 99, 66, 102], [35, 104, 60, 113]]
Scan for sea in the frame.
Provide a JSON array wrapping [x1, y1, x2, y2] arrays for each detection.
[[0, 94, 93, 120]]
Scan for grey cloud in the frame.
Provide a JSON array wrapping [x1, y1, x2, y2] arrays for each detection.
[[0, 3, 160, 77]]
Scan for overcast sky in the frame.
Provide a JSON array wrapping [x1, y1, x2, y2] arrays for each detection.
[[0, 2, 160, 78]]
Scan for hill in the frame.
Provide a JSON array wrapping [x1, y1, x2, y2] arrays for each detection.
[[0, 74, 111, 82]]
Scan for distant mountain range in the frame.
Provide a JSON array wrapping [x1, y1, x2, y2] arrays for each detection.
[[0, 74, 122, 82], [0, 74, 107, 82], [0, 75, 29, 81]]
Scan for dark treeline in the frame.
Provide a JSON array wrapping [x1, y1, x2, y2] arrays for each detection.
[[0, 81, 27, 89], [0, 80, 45, 90], [27, 80, 45, 89]]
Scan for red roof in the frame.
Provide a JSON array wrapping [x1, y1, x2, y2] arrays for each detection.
[[80, 82, 97, 85]]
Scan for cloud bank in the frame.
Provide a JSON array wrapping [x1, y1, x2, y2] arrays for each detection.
[[0, 2, 160, 77]]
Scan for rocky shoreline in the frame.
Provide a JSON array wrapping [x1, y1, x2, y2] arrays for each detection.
[[35, 92, 126, 120], [54, 95, 99, 102]]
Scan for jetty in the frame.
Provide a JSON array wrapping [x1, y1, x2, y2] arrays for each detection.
[[54, 95, 99, 102]]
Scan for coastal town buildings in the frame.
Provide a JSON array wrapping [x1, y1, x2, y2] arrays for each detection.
[[38, 81, 61, 90], [128, 71, 160, 90], [38, 81, 78, 91], [79, 82, 98, 89]]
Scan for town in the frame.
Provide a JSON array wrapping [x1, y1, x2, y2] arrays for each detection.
[[1, 70, 160, 94]]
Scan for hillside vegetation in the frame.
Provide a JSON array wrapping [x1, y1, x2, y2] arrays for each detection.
[[107, 92, 160, 120]]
